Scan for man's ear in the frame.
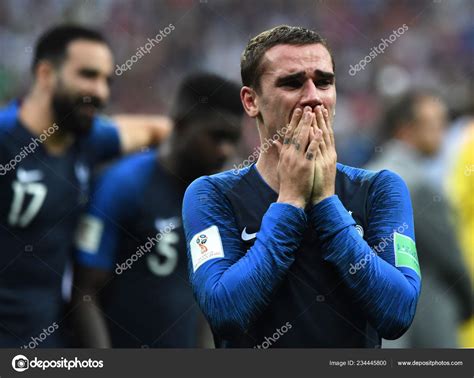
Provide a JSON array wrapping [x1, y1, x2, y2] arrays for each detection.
[[240, 86, 260, 118], [34, 61, 57, 92]]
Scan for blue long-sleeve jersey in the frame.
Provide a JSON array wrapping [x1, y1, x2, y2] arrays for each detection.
[[75, 151, 199, 347], [0, 100, 120, 347], [182, 163, 421, 348]]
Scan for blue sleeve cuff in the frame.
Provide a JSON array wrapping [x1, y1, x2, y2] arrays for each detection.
[[261, 202, 308, 261], [268, 202, 308, 229], [309, 195, 355, 241]]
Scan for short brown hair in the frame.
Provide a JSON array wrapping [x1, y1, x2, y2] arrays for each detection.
[[241, 25, 334, 91]]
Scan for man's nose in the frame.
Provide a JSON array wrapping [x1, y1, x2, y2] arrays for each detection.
[[88, 79, 109, 105], [300, 80, 322, 109]]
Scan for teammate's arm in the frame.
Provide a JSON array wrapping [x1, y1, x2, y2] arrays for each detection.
[[112, 114, 172, 154], [183, 108, 321, 338], [71, 265, 112, 348], [72, 162, 135, 347], [85, 114, 171, 163]]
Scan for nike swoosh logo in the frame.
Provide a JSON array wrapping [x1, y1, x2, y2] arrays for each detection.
[[17, 168, 43, 183], [241, 227, 257, 241]]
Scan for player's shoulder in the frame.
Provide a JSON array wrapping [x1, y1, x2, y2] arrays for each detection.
[[185, 165, 252, 200], [0, 101, 20, 134], [337, 162, 406, 191]]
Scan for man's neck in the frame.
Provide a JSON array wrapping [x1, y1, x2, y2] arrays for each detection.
[[19, 90, 74, 155], [255, 141, 280, 193]]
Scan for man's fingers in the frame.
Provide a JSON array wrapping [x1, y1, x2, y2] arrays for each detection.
[[322, 106, 335, 146], [291, 106, 312, 145], [309, 124, 316, 141], [281, 108, 301, 149], [311, 107, 324, 144], [316, 141, 323, 160], [273, 139, 283, 155], [295, 111, 313, 152], [316, 105, 331, 147], [288, 107, 303, 131], [282, 128, 292, 148], [305, 128, 322, 160], [277, 107, 301, 155], [281, 106, 332, 157]]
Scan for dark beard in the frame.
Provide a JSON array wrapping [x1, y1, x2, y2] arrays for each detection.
[[52, 93, 104, 137]]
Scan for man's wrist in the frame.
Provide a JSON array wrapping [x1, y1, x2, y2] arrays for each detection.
[[311, 192, 334, 206], [309, 195, 355, 241], [277, 195, 306, 209]]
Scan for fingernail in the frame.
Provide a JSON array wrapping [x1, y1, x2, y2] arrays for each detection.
[[294, 108, 301, 115], [304, 106, 312, 113]]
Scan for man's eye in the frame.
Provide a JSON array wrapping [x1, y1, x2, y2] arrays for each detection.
[[283, 80, 302, 88], [316, 80, 333, 88], [79, 70, 98, 79]]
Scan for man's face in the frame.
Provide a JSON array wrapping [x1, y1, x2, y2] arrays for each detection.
[[411, 97, 447, 156], [177, 114, 241, 179], [51, 40, 113, 135], [254, 43, 336, 137]]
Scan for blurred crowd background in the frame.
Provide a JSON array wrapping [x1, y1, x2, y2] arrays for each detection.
[[0, 0, 472, 347], [0, 0, 472, 165]]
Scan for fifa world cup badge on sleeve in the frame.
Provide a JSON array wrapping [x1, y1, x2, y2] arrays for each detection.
[[394, 232, 421, 278], [75, 215, 104, 254], [190, 225, 224, 272]]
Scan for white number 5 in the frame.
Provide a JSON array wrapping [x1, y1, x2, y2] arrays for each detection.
[[146, 231, 179, 276]]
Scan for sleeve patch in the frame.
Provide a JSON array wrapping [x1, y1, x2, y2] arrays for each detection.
[[75, 215, 104, 254], [394, 232, 421, 277], [190, 225, 224, 272]]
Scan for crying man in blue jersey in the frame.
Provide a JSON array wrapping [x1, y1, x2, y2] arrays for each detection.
[[182, 25, 422, 348]]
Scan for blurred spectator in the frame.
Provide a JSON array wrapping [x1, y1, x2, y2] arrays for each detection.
[[0, 0, 472, 163], [446, 119, 474, 347], [426, 95, 474, 347], [365, 92, 472, 347]]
